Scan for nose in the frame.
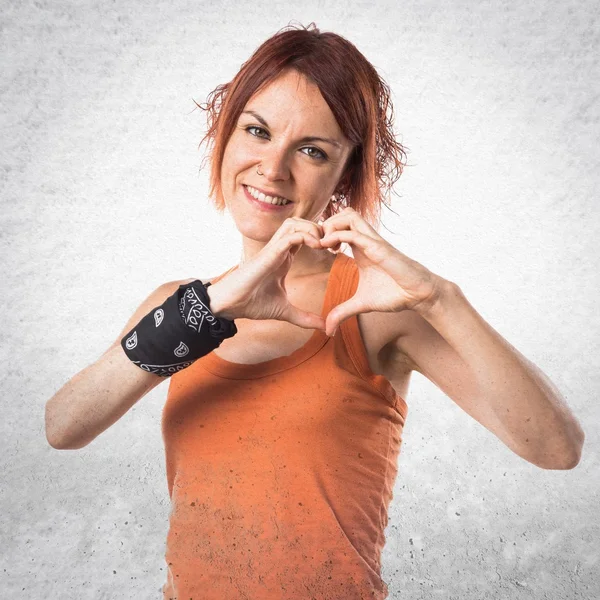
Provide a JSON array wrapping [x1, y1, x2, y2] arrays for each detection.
[[258, 144, 291, 181]]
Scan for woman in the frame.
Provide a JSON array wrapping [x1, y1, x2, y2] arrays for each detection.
[[45, 23, 585, 600]]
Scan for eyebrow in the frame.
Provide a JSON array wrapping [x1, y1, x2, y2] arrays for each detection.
[[241, 110, 342, 149]]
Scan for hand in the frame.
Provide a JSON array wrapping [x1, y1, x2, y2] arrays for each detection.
[[207, 217, 329, 331], [318, 207, 446, 336]]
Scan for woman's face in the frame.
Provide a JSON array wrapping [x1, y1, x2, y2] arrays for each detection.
[[220, 69, 354, 242]]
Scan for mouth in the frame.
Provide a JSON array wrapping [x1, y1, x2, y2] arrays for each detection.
[[242, 184, 294, 212]]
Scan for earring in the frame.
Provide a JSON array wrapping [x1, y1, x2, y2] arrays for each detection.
[[330, 194, 337, 203]]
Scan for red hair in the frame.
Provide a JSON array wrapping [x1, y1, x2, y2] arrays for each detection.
[[195, 22, 409, 229]]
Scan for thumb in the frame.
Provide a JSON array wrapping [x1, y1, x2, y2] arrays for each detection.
[[325, 299, 363, 337], [283, 306, 327, 332]]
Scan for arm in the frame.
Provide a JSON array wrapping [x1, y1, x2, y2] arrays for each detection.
[[44, 280, 190, 450], [314, 207, 584, 469], [384, 280, 585, 470]]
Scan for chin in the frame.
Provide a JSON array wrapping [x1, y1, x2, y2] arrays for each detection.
[[233, 217, 278, 242]]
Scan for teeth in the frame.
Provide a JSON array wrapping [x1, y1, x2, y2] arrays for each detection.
[[246, 185, 291, 206]]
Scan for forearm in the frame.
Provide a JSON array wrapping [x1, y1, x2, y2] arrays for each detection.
[[417, 280, 585, 469]]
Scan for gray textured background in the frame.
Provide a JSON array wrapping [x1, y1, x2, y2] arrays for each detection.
[[1, 0, 598, 598]]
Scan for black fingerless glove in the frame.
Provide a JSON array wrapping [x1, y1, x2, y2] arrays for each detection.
[[121, 280, 237, 377]]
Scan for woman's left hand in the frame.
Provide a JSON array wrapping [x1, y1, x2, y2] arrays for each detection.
[[318, 207, 447, 336]]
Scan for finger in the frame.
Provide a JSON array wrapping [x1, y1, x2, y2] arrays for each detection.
[[282, 306, 326, 332], [284, 217, 325, 241], [320, 229, 374, 250], [324, 297, 364, 336], [279, 232, 323, 254], [283, 232, 320, 260], [320, 208, 378, 238]]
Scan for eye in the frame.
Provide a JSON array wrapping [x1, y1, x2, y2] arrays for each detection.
[[245, 126, 327, 161], [246, 125, 269, 139], [302, 147, 327, 160]]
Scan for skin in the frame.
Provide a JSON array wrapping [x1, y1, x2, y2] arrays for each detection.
[[219, 68, 355, 281]]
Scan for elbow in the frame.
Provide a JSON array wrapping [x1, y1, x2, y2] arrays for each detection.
[[45, 430, 62, 450], [564, 452, 582, 470], [45, 431, 89, 450], [45, 422, 90, 450], [45, 424, 72, 450], [540, 454, 581, 470], [45, 406, 64, 449], [540, 419, 586, 471], [45, 403, 66, 449], [560, 423, 586, 470], [565, 436, 585, 470], [45, 405, 88, 450], [527, 434, 585, 471], [539, 440, 584, 471]]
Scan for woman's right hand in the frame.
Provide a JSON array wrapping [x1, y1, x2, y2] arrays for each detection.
[[206, 217, 334, 331]]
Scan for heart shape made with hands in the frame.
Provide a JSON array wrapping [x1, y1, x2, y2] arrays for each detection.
[[315, 208, 443, 336]]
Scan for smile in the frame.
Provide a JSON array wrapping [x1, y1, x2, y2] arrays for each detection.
[[243, 185, 294, 212], [244, 184, 292, 206]]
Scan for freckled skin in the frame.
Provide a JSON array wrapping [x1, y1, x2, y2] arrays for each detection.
[[220, 68, 354, 279]]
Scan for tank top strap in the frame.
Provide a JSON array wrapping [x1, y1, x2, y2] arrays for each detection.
[[326, 253, 406, 416], [324, 253, 369, 374], [208, 264, 239, 285]]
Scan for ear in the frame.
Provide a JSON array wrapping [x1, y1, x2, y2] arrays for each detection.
[[335, 169, 351, 198], [336, 145, 360, 197]]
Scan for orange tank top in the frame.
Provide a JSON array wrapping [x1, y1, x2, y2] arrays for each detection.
[[161, 252, 408, 599]]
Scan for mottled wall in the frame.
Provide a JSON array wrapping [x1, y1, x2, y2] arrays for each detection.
[[1, 0, 598, 598]]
